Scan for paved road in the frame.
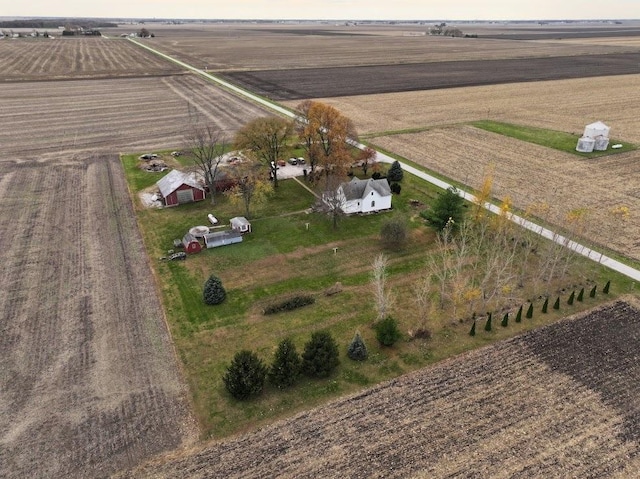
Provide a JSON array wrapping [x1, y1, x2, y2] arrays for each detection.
[[129, 38, 640, 283]]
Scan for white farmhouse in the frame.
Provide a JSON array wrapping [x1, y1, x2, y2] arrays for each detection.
[[331, 177, 392, 214]]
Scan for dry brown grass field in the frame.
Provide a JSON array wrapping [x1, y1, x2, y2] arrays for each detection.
[[119, 300, 640, 478], [0, 37, 183, 81]]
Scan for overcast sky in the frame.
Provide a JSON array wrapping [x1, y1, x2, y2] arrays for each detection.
[[6, 0, 640, 21]]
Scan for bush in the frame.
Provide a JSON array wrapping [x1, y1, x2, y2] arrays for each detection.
[[203, 274, 226, 305], [375, 316, 401, 346], [387, 160, 404, 182], [553, 297, 560, 310], [567, 291, 575, 305], [372, 172, 383, 180], [301, 331, 340, 378], [542, 297, 549, 313], [223, 350, 267, 400], [590, 285, 597, 298], [390, 182, 402, 194], [501, 312, 509, 327], [347, 331, 368, 361], [603, 280, 611, 294], [515, 305, 523, 323], [484, 312, 492, 332], [264, 295, 315, 315], [577, 288, 584, 302], [269, 338, 301, 389], [422, 186, 466, 231], [469, 319, 476, 336], [526, 303, 533, 319], [380, 217, 408, 249]]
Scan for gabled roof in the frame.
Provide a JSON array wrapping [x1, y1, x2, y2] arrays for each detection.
[[157, 170, 204, 198], [230, 216, 251, 227], [340, 177, 391, 201], [585, 120, 609, 129]]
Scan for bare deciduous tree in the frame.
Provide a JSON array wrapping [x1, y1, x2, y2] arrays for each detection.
[[185, 123, 226, 205], [372, 253, 393, 322]]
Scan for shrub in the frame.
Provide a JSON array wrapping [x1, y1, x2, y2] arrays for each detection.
[[223, 350, 267, 400], [301, 331, 340, 378], [568, 291, 575, 305], [375, 316, 402, 346], [590, 285, 597, 298], [542, 297, 549, 313], [264, 295, 315, 315], [484, 312, 492, 332], [372, 172, 383, 180], [577, 288, 584, 302], [515, 305, 523, 323], [387, 160, 404, 182], [553, 297, 560, 310], [380, 217, 408, 249], [269, 338, 301, 389], [603, 280, 611, 294], [347, 331, 368, 361], [501, 312, 509, 327], [469, 320, 476, 336], [390, 182, 402, 194], [422, 186, 466, 232], [203, 274, 226, 305], [526, 303, 533, 319]]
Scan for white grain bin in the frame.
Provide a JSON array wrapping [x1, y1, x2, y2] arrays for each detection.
[[584, 121, 610, 139], [594, 136, 609, 151], [576, 136, 595, 153]]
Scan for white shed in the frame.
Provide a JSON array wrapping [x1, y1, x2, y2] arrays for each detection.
[[576, 136, 595, 153], [584, 121, 610, 139], [230, 216, 252, 234]]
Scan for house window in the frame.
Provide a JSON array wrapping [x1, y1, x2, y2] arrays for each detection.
[[371, 200, 375, 208]]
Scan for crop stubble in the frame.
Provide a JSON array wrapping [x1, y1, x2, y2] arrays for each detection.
[[121, 300, 640, 478]]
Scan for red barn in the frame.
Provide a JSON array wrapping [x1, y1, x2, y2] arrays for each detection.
[[157, 170, 205, 207], [182, 233, 202, 254]]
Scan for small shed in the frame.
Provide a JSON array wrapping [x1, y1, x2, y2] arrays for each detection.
[[584, 121, 610, 139], [157, 170, 206, 207], [230, 216, 252, 234], [204, 230, 243, 248], [182, 233, 202, 254]]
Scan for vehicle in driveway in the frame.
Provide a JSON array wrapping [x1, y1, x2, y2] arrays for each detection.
[[288, 158, 298, 165], [169, 252, 187, 261]]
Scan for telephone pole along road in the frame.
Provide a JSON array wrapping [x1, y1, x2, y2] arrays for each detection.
[[129, 38, 640, 283]]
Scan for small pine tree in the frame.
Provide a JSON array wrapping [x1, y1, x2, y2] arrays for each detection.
[[568, 291, 575, 305], [387, 160, 404, 182], [484, 312, 492, 332], [553, 297, 560, 310], [542, 297, 549, 313], [526, 303, 533, 319], [268, 338, 301, 389], [590, 285, 597, 298], [347, 331, 368, 361], [469, 320, 476, 336], [603, 280, 611, 294], [301, 331, 340, 378], [501, 312, 509, 328], [223, 350, 267, 400], [577, 288, 584, 302], [515, 305, 523, 323], [203, 274, 226, 305], [375, 316, 402, 346], [422, 186, 466, 232]]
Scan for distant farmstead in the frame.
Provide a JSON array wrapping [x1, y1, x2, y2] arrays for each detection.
[[156, 170, 205, 207]]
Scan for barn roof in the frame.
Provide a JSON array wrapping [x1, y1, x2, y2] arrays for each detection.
[[182, 233, 199, 244], [340, 178, 391, 201], [157, 170, 204, 198]]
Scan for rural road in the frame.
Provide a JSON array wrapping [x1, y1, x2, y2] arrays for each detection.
[[129, 38, 640, 283]]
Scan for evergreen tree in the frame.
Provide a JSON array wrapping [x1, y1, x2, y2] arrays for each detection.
[[469, 320, 476, 336], [268, 338, 301, 389], [568, 291, 575, 305], [301, 331, 340, 378], [387, 160, 404, 182], [422, 186, 466, 232], [577, 288, 584, 302], [347, 331, 368, 361], [515, 305, 523, 323], [203, 274, 226, 305], [526, 303, 533, 319], [375, 316, 402, 346], [603, 280, 611, 294], [484, 312, 492, 332], [553, 297, 560, 310], [590, 285, 597, 298], [542, 297, 549, 313], [501, 312, 509, 327], [223, 350, 267, 400]]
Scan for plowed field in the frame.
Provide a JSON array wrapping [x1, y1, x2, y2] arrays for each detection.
[[120, 300, 640, 478], [0, 154, 196, 478], [0, 37, 183, 81]]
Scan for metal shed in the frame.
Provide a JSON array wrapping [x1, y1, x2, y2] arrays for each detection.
[[203, 230, 243, 249], [230, 216, 252, 234]]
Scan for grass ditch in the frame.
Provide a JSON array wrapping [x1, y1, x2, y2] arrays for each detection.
[[122, 152, 637, 440]]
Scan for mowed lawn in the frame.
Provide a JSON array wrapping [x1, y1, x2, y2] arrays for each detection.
[[122, 154, 630, 439]]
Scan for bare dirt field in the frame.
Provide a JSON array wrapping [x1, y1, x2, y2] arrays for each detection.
[[118, 299, 640, 478], [0, 37, 183, 81], [0, 154, 197, 478], [370, 125, 640, 261], [129, 23, 640, 72], [0, 74, 270, 159], [222, 52, 640, 100]]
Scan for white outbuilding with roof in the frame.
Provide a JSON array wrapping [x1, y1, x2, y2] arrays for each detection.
[[333, 177, 392, 214]]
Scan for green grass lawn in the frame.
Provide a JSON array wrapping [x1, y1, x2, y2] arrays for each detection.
[[472, 120, 636, 157], [122, 153, 635, 440]]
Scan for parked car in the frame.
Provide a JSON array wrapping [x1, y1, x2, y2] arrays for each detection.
[[297, 157, 306, 164], [277, 159, 287, 167], [287, 158, 298, 165], [139, 153, 158, 160], [171, 151, 182, 157], [169, 252, 187, 261]]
